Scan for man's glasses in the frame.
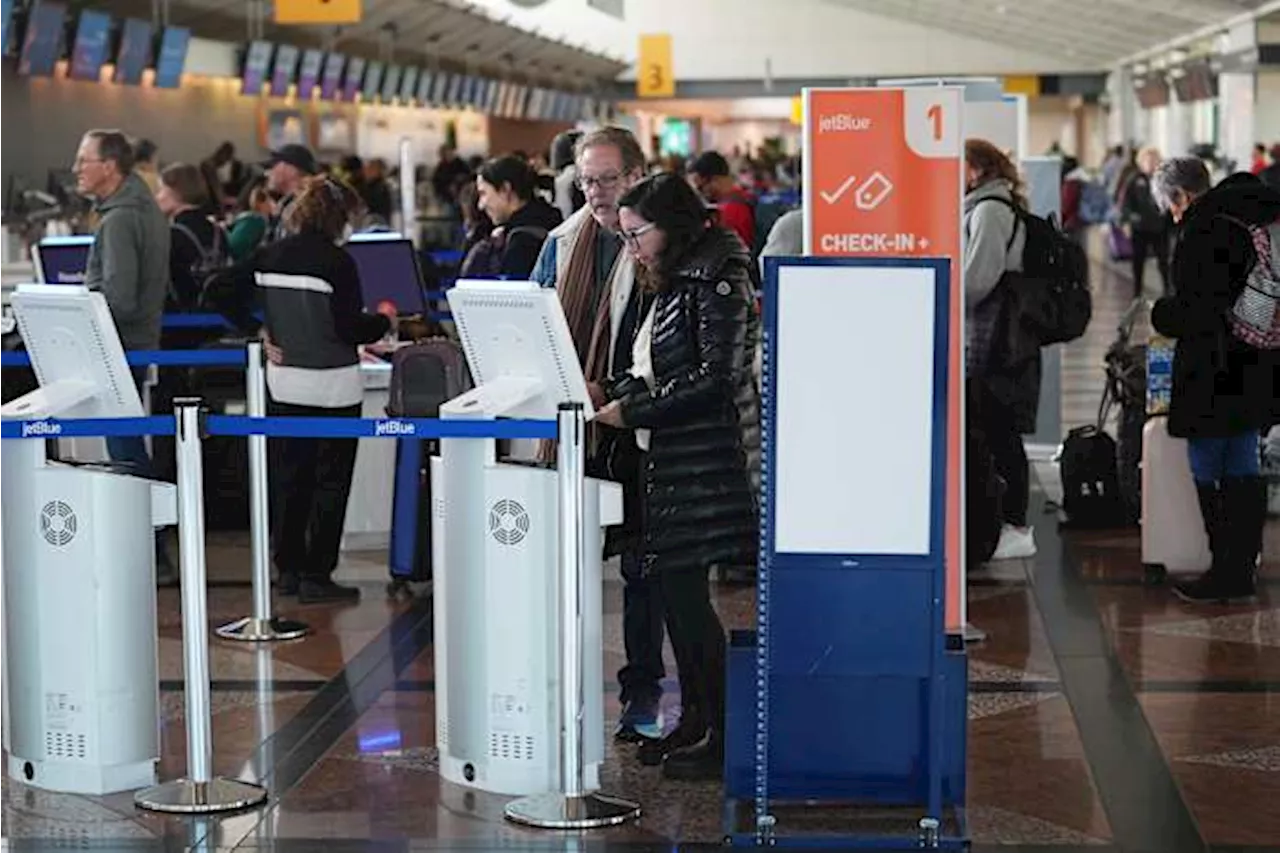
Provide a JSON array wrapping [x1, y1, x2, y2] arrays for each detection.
[[576, 172, 623, 191]]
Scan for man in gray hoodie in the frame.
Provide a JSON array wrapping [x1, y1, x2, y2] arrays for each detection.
[[75, 129, 170, 468]]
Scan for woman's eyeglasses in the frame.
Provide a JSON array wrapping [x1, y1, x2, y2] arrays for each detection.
[[620, 222, 656, 244]]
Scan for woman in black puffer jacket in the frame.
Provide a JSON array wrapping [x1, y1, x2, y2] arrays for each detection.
[[592, 173, 759, 781]]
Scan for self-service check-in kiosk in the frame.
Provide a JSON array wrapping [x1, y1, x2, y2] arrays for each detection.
[[432, 280, 621, 796], [2, 284, 176, 794]]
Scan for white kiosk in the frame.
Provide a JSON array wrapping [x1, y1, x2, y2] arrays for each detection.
[[1, 284, 176, 794], [432, 280, 621, 796]]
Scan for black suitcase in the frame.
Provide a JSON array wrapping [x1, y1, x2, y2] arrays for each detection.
[[385, 338, 472, 595]]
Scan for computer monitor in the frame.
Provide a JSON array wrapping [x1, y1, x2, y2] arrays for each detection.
[[344, 233, 428, 316], [2, 284, 142, 421], [33, 236, 93, 285], [446, 279, 593, 421]]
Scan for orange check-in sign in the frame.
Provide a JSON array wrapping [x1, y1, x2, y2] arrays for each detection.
[[803, 87, 967, 633]]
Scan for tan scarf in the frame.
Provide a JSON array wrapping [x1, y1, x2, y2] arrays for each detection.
[[547, 213, 625, 460]]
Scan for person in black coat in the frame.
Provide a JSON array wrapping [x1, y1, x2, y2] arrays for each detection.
[[467, 155, 563, 279], [1150, 161, 1280, 603], [592, 173, 759, 781], [1121, 146, 1172, 298]]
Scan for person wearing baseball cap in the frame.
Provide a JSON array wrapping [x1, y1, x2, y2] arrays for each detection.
[[264, 144, 319, 242]]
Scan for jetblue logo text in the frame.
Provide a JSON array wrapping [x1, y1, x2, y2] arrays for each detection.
[[819, 114, 872, 133], [374, 420, 416, 437], [22, 420, 62, 438]]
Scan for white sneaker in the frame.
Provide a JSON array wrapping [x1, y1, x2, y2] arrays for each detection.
[[991, 525, 1037, 560]]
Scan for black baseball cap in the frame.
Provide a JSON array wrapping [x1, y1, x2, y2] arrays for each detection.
[[263, 144, 318, 175]]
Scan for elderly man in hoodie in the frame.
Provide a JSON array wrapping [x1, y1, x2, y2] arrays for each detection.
[[75, 128, 171, 469], [75, 128, 175, 583]]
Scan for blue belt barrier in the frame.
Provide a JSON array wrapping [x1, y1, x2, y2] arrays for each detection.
[[161, 313, 235, 330], [429, 249, 464, 266], [207, 415, 555, 440], [1, 416, 175, 439], [1, 349, 247, 368], [2, 414, 556, 440]]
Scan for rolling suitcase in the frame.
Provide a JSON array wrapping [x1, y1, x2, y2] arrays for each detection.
[[384, 338, 472, 596], [1140, 415, 1210, 581]]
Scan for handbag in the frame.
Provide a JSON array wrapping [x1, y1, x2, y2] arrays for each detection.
[[1226, 220, 1280, 349]]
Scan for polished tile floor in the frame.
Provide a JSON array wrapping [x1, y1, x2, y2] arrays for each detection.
[[4, 246, 1279, 852]]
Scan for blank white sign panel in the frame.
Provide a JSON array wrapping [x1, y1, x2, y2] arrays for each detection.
[[773, 264, 937, 555]]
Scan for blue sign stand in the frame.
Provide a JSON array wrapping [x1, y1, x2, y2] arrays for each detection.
[[723, 257, 967, 848]]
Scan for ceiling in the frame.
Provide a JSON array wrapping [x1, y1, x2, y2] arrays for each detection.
[[150, 0, 628, 85], [821, 0, 1275, 68]]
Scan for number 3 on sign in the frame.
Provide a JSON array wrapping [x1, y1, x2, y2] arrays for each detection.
[[904, 89, 961, 158]]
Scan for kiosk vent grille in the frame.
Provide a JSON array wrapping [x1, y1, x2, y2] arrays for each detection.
[[488, 499, 530, 546], [489, 732, 534, 762], [45, 731, 87, 760], [40, 501, 78, 547]]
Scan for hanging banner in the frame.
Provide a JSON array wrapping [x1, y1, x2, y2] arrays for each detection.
[[802, 86, 966, 632], [275, 0, 362, 25], [636, 33, 675, 98]]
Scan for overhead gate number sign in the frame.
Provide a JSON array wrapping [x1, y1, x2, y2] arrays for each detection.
[[802, 86, 966, 632]]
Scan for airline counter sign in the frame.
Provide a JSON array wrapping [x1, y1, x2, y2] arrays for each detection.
[[803, 87, 961, 259], [802, 86, 967, 634]]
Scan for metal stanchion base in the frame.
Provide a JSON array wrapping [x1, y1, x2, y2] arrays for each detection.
[[215, 616, 310, 642], [503, 792, 641, 829], [134, 778, 267, 814]]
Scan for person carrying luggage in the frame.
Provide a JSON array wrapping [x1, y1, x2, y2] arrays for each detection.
[[1149, 160, 1280, 603]]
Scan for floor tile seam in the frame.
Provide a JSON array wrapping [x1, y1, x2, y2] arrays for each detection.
[[1025, 525, 1206, 853], [199, 598, 434, 851]]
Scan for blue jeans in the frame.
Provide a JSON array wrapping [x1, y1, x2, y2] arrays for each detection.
[[106, 367, 152, 477], [1187, 433, 1259, 484]]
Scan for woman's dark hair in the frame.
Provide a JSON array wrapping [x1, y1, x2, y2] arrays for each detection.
[[478, 155, 536, 202], [964, 138, 1027, 209], [281, 175, 363, 240], [159, 163, 210, 208], [617, 173, 712, 279]]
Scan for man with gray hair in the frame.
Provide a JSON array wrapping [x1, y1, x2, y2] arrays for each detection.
[[75, 129, 170, 467], [531, 126, 667, 743], [75, 128, 175, 583], [1149, 160, 1280, 603]]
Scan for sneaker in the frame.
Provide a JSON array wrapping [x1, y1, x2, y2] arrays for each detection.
[[615, 699, 662, 743], [990, 525, 1037, 561]]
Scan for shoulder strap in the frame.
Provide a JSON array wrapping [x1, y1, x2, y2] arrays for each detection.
[[970, 194, 1021, 253]]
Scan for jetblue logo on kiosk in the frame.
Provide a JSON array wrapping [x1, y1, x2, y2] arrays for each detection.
[[22, 420, 62, 438], [374, 419, 416, 437]]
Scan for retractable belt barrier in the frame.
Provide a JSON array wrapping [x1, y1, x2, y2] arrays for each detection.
[[2, 349, 248, 369], [2, 396, 564, 816]]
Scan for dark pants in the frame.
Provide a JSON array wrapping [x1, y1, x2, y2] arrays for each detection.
[[978, 392, 1029, 528], [106, 367, 153, 476], [1131, 229, 1170, 298], [268, 399, 362, 581], [618, 549, 665, 707], [660, 566, 727, 729]]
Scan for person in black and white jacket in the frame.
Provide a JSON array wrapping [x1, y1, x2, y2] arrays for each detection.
[[253, 175, 392, 604]]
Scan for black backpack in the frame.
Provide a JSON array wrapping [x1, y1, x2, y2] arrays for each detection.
[[459, 225, 549, 279], [979, 195, 1092, 345]]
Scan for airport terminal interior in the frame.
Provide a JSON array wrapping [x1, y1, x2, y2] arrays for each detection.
[[2, 0, 1280, 851]]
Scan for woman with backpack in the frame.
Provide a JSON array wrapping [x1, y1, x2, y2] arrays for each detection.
[[155, 163, 226, 311], [963, 139, 1038, 562], [460, 155, 562, 279], [1149, 160, 1280, 603]]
